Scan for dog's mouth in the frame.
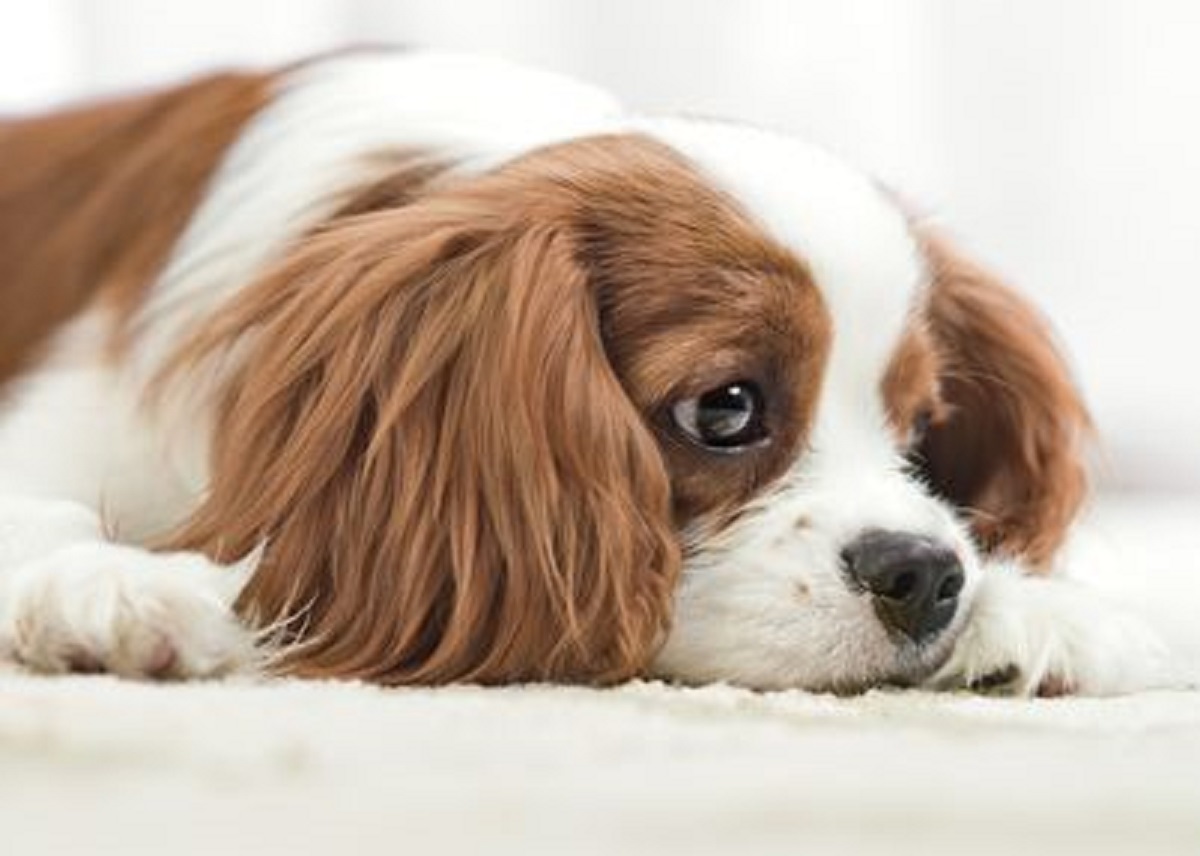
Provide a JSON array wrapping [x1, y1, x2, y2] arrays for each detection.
[[818, 624, 965, 696], [889, 619, 972, 689], [890, 642, 960, 690]]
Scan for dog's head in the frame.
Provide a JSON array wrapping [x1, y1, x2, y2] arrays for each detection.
[[168, 120, 1088, 690]]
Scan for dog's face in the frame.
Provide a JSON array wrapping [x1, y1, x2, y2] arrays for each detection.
[[172, 120, 1088, 690], [584, 124, 976, 691]]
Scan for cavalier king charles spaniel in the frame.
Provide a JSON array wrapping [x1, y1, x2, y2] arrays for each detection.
[[0, 50, 1173, 694]]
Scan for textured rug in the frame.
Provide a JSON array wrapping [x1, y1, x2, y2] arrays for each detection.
[[2, 494, 1199, 856]]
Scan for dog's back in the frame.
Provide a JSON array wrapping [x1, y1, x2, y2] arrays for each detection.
[[0, 73, 269, 386]]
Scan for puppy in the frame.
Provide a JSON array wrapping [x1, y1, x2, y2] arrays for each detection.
[[0, 50, 1169, 693]]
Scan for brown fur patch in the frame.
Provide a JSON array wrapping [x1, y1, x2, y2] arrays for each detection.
[[573, 145, 832, 527], [881, 316, 945, 447], [159, 133, 830, 685], [912, 231, 1091, 566], [0, 71, 272, 386]]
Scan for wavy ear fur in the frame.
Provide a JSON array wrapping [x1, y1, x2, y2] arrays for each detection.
[[164, 182, 679, 684], [916, 231, 1091, 567]]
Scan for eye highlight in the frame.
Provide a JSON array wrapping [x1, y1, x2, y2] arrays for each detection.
[[672, 381, 768, 451]]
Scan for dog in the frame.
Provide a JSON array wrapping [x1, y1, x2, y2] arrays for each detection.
[[0, 50, 1171, 693]]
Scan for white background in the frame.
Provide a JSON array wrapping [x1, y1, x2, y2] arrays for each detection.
[[2, 0, 1196, 491]]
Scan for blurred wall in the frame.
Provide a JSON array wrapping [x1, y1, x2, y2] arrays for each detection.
[[2, 0, 1197, 490]]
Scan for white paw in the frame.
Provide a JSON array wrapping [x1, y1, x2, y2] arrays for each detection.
[[929, 564, 1169, 697], [1, 543, 256, 680]]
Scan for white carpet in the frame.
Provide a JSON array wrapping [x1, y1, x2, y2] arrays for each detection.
[[3, 495, 1199, 856]]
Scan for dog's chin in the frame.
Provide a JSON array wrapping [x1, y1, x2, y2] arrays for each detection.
[[804, 626, 965, 696], [655, 622, 966, 695], [881, 628, 965, 690]]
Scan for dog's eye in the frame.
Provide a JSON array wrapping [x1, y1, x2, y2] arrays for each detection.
[[907, 408, 933, 454], [672, 381, 768, 451]]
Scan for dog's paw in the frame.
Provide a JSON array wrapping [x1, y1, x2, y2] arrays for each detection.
[[2, 543, 256, 680], [928, 564, 1168, 697]]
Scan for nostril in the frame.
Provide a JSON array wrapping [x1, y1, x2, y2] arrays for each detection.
[[882, 569, 918, 601], [841, 529, 965, 644], [936, 569, 964, 603]]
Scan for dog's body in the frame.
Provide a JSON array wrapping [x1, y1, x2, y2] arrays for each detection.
[[0, 51, 1178, 692]]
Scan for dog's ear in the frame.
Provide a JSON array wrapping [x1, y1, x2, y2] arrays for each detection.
[[163, 191, 679, 684], [915, 231, 1091, 566]]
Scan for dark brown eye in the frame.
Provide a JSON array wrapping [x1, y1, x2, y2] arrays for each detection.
[[672, 381, 768, 451], [906, 408, 934, 458]]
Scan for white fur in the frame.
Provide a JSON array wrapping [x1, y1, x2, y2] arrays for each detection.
[[0, 51, 1182, 692], [0, 496, 255, 677], [927, 561, 1171, 695]]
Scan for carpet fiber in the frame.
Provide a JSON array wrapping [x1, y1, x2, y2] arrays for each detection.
[[3, 496, 1199, 856]]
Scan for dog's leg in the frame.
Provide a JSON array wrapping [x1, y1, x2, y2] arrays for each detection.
[[0, 495, 256, 679], [928, 560, 1173, 696]]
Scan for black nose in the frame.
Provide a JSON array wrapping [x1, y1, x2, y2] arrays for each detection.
[[840, 529, 964, 644]]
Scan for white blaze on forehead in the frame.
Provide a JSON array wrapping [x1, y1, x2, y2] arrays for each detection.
[[634, 118, 923, 417]]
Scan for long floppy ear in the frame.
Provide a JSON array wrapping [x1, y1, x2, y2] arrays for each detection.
[[163, 198, 680, 684], [915, 231, 1092, 567]]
